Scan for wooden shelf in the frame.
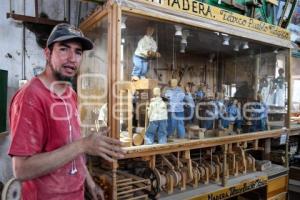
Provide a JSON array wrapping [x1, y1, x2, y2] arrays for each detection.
[[123, 129, 284, 158]]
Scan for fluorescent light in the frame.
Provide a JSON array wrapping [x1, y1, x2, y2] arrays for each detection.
[[181, 30, 190, 44], [234, 44, 239, 51], [174, 25, 182, 36], [242, 42, 249, 49], [222, 33, 230, 46]]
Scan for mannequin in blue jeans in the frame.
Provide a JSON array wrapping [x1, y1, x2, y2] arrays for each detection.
[[228, 99, 243, 133], [131, 25, 161, 81], [145, 87, 168, 144], [164, 79, 186, 138]]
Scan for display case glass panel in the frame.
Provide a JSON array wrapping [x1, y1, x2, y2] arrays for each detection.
[[79, 16, 109, 136], [291, 56, 300, 127]]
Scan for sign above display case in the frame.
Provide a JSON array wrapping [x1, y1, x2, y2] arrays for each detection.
[[141, 0, 290, 40]]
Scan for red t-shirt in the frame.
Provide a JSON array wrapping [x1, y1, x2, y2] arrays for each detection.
[[8, 77, 86, 200]]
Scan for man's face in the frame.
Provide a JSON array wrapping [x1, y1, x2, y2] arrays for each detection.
[[46, 41, 83, 82]]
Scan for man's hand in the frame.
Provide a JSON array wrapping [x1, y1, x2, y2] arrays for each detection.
[[147, 51, 160, 58], [81, 129, 127, 162]]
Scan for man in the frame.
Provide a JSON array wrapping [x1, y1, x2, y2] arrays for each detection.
[[8, 23, 125, 200]]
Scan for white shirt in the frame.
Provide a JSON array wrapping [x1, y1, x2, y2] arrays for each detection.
[[134, 35, 157, 58], [148, 97, 168, 121]]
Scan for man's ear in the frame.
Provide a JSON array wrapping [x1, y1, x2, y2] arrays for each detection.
[[44, 48, 51, 62]]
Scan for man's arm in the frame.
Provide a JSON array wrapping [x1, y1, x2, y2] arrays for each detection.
[[12, 133, 125, 181]]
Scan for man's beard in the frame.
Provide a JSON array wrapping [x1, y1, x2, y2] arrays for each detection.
[[49, 62, 75, 82]]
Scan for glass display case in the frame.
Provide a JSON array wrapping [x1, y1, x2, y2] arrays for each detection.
[[118, 14, 289, 143], [78, 1, 291, 199], [79, 9, 290, 143]]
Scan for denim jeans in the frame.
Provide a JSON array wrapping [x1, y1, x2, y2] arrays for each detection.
[[250, 118, 267, 132], [167, 112, 185, 138], [145, 120, 168, 145], [132, 55, 149, 77], [200, 119, 214, 130], [257, 117, 268, 131]]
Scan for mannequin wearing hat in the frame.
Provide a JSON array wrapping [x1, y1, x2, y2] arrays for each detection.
[[164, 79, 186, 138], [131, 25, 161, 81], [145, 87, 168, 144]]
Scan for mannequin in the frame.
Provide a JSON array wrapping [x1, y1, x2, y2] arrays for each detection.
[[184, 84, 195, 125], [259, 74, 269, 103], [144, 87, 168, 144], [195, 83, 205, 100], [228, 99, 242, 134], [164, 79, 186, 138], [273, 68, 285, 107], [257, 93, 268, 131], [131, 25, 161, 81], [249, 94, 268, 132]]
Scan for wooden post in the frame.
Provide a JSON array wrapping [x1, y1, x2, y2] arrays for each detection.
[[254, 139, 259, 150], [264, 138, 271, 160], [222, 144, 228, 186], [285, 50, 291, 168], [254, 54, 260, 99], [112, 161, 118, 200], [109, 3, 121, 140], [128, 88, 133, 145], [285, 130, 289, 168], [149, 155, 156, 169]]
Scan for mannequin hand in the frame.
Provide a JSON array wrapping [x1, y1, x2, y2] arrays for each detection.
[[147, 50, 156, 58], [81, 129, 126, 162]]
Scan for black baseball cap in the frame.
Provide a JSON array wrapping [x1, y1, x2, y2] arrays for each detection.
[[47, 23, 93, 51]]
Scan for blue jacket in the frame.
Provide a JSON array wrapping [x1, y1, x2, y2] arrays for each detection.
[[184, 93, 195, 108], [195, 90, 205, 99], [228, 104, 242, 121]]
